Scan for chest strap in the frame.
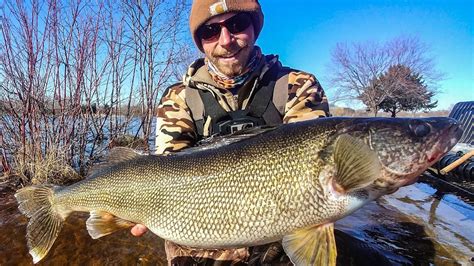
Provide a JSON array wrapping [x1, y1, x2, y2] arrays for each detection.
[[186, 63, 290, 138]]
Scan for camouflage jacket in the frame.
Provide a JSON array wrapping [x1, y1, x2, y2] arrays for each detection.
[[155, 54, 330, 155]]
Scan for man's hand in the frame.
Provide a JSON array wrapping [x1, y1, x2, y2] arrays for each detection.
[[131, 224, 148, 236]]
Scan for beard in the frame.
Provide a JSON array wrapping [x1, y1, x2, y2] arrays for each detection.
[[207, 40, 255, 77]]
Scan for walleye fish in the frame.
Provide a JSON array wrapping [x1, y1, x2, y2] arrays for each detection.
[[15, 117, 462, 265]]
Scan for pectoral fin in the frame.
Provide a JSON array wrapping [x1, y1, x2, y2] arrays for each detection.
[[333, 134, 381, 193], [86, 211, 135, 239], [282, 223, 337, 266]]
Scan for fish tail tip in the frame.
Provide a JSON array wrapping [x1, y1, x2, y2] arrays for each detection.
[[30, 250, 43, 264], [15, 185, 67, 263]]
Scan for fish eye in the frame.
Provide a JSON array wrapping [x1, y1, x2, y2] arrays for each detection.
[[411, 123, 431, 138]]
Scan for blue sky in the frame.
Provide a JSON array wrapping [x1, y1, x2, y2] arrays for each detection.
[[257, 0, 473, 110]]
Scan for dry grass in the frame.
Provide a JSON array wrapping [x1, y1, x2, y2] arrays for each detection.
[[109, 135, 148, 150], [8, 145, 82, 186], [1, 134, 148, 188]]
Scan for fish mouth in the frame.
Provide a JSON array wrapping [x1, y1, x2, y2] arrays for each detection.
[[427, 122, 463, 163], [449, 121, 464, 146], [415, 121, 462, 171], [373, 118, 463, 190]]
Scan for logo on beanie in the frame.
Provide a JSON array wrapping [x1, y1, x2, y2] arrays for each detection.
[[209, 0, 228, 15]]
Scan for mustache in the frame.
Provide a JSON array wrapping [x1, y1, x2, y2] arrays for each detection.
[[212, 43, 247, 57], [213, 49, 240, 57]]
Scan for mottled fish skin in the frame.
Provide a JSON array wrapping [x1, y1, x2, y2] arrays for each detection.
[[15, 117, 462, 264], [55, 118, 347, 247]]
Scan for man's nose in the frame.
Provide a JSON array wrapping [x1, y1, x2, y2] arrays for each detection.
[[218, 26, 233, 47]]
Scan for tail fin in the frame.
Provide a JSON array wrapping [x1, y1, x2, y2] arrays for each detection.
[[15, 185, 69, 263]]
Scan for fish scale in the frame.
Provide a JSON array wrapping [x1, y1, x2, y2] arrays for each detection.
[[193, 150, 330, 244], [15, 117, 462, 265], [65, 127, 337, 247]]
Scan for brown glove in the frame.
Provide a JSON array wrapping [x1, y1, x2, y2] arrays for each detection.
[[247, 242, 292, 266], [165, 240, 249, 266]]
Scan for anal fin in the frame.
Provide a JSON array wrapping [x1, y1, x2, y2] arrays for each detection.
[[282, 223, 337, 266], [86, 211, 135, 239]]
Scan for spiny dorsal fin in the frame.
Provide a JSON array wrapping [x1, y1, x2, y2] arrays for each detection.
[[107, 147, 142, 164], [333, 134, 381, 193], [282, 223, 337, 266], [86, 211, 135, 239], [88, 147, 142, 178], [177, 125, 278, 155]]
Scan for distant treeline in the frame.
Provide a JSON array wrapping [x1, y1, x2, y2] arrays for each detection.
[[0, 100, 150, 116], [330, 105, 450, 118]]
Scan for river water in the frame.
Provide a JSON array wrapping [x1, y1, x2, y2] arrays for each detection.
[[1, 174, 472, 266]]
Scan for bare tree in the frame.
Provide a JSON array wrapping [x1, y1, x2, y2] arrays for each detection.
[[328, 36, 442, 116], [0, 0, 108, 179], [0, 0, 194, 185], [122, 0, 191, 152]]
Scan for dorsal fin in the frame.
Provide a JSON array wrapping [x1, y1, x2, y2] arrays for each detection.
[[333, 134, 381, 193], [106, 147, 142, 164], [87, 147, 142, 178], [177, 125, 278, 155]]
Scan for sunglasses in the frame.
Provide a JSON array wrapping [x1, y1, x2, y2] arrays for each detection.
[[197, 13, 253, 41]]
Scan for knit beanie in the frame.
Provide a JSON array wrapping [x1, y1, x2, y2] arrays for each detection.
[[189, 0, 264, 52]]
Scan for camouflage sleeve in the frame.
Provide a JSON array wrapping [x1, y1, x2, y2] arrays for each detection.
[[165, 241, 249, 265], [283, 71, 330, 123], [155, 84, 197, 155]]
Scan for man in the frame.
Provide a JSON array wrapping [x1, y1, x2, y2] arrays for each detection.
[[132, 0, 330, 264]]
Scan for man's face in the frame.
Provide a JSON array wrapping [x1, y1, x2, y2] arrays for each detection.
[[200, 12, 256, 77]]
